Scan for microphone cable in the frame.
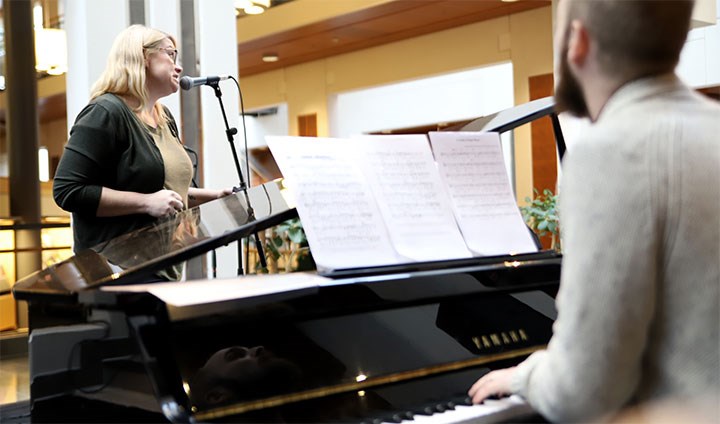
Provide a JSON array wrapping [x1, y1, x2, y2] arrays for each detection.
[[227, 75, 273, 212], [182, 145, 200, 188], [229, 75, 250, 191], [229, 75, 272, 273]]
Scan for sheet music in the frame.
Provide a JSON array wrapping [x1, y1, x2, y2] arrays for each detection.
[[266, 136, 402, 271], [428, 131, 538, 255], [101, 272, 326, 306], [354, 135, 472, 261]]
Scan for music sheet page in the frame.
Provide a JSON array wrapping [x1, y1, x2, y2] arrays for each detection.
[[428, 131, 538, 255], [354, 135, 472, 261], [266, 136, 402, 271]]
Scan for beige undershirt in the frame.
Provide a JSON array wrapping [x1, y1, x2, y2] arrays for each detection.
[[145, 121, 193, 207], [145, 120, 193, 281]]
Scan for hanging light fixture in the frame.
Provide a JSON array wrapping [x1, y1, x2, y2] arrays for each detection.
[[35, 28, 67, 75], [33, 2, 68, 76], [38, 146, 49, 182], [235, 0, 271, 16]]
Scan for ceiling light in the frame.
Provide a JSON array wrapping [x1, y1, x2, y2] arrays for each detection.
[[33, 3, 44, 29], [38, 147, 49, 182], [244, 5, 265, 15], [35, 28, 68, 75], [262, 54, 279, 63], [32, 2, 68, 76], [235, 0, 271, 15]]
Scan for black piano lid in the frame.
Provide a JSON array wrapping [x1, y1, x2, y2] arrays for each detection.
[[167, 270, 558, 420], [12, 180, 298, 301], [319, 249, 560, 279]]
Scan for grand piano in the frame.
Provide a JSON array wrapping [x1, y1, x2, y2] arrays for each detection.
[[13, 98, 565, 423]]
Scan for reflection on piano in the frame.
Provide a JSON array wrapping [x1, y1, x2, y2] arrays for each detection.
[[14, 99, 565, 423]]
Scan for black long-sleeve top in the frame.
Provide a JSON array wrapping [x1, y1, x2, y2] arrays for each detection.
[[53, 93, 180, 252]]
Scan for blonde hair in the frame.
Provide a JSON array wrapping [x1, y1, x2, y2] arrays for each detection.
[[91, 25, 177, 119]]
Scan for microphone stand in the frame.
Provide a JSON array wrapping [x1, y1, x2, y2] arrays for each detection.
[[208, 80, 267, 275]]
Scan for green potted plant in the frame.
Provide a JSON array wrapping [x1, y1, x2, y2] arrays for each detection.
[[254, 218, 315, 273], [520, 188, 561, 252]]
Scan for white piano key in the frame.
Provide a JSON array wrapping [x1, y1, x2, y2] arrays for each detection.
[[381, 395, 533, 424]]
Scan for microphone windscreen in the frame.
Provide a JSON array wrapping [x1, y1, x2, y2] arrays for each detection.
[[179, 76, 193, 90]]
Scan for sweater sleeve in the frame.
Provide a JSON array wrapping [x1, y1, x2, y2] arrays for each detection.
[[53, 102, 120, 215], [509, 129, 659, 422]]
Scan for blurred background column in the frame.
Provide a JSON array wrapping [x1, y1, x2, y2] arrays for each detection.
[[196, 0, 240, 278], [64, 0, 129, 130], [4, 0, 41, 328]]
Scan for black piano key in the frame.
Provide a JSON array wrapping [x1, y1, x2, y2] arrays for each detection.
[[388, 412, 410, 423], [397, 411, 414, 421], [424, 406, 438, 415], [403, 406, 430, 417], [447, 394, 474, 406], [407, 400, 451, 417], [361, 410, 411, 424]]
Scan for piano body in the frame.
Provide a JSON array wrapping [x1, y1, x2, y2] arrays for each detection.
[[13, 98, 566, 423]]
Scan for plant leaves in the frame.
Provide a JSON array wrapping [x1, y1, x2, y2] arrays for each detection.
[[288, 227, 305, 244], [272, 236, 284, 247], [265, 242, 281, 260]]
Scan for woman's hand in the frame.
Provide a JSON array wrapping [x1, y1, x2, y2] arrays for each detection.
[[96, 187, 182, 218], [187, 187, 234, 208], [468, 367, 516, 404], [216, 187, 234, 198], [144, 189, 184, 217]]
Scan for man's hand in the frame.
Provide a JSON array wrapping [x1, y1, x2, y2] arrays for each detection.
[[468, 367, 516, 404]]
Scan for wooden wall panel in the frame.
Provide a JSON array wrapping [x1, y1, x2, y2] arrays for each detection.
[[298, 113, 317, 137], [529, 73, 556, 250]]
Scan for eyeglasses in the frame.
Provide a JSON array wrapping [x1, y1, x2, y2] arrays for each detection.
[[157, 47, 178, 64]]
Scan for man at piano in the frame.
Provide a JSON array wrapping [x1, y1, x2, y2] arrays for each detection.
[[469, 0, 719, 422]]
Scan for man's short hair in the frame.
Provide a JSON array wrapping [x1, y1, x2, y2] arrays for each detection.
[[568, 0, 694, 79]]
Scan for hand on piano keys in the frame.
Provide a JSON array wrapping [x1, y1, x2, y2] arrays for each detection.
[[467, 367, 517, 405]]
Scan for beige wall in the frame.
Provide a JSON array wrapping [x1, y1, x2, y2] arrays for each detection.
[[509, 7, 555, 202], [691, 0, 717, 28], [240, 6, 554, 203]]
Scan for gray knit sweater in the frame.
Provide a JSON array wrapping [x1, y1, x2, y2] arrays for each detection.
[[511, 74, 720, 422]]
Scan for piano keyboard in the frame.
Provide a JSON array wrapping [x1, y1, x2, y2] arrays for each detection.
[[380, 395, 535, 424]]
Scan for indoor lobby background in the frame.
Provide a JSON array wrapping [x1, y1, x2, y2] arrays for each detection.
[[0, 0, 719, 406]]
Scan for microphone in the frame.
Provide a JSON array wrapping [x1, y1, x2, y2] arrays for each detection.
[[179, 75, 230, 90]]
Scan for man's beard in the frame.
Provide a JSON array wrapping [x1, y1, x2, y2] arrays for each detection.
[[555, 45, 589, 118]]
